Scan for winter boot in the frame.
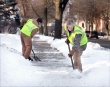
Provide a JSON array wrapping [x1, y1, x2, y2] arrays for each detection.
[[28, 56, 33, 61]]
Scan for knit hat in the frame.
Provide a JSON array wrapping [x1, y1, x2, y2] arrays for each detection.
[[36, 18, 42, 23], [67, 19, 75, 26]]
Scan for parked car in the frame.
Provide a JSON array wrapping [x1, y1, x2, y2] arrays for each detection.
[[98, 32, 107, 36]]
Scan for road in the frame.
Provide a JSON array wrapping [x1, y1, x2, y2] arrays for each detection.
[[89, 38, 110, 49]]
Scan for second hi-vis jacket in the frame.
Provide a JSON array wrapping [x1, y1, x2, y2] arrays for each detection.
[[20, 19, 39, 37], [67, 25, 88, 46]]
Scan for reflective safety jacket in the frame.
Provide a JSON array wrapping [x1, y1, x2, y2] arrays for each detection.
[[67, 25, 88, 46], [20, 19, 39, 37], [64, 23, 67, 31]]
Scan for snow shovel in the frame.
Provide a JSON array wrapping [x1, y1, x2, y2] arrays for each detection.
[[67, 43, 75, 70], [32, 49, 41, 61]]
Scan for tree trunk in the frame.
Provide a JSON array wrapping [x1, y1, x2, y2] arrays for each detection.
[[54, 0, 62, 39], [21, 0, 26, 17], [54, 17, 62, 39], [27, 0, 40, 17], [95, 17, 100, 32], [54, 0, 69, 39], [44, 7, 48, 36]]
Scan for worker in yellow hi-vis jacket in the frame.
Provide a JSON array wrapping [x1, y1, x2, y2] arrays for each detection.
[[20, 18, 42, 61], [65, 19, 88, 72]]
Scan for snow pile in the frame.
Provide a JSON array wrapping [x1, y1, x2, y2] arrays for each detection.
[[0, 34, 110, 87]]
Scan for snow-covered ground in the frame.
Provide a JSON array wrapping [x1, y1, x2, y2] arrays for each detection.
[[0, 33, 110, 87]]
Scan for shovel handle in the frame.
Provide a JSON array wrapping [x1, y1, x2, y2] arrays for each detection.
[[67, 42, 74, 70]]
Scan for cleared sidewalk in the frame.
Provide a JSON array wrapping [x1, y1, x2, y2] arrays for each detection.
[[30, 35, 71, 70]]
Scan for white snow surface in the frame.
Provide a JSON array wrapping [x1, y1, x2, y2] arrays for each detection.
[[0, 34, 110, 87]]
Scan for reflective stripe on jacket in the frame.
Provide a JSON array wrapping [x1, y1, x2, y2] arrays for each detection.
[[64, 23, 67, 31], [67, 25, 88, 46], [20, 19, 38, 37]]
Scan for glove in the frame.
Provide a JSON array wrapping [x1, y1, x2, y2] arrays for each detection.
[[65, 38, 70, 44], [68, 50, 74, 58], [68, 53, 72, 58]]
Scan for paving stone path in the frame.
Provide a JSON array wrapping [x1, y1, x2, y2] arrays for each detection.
[[30, 36, 71, 71]]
